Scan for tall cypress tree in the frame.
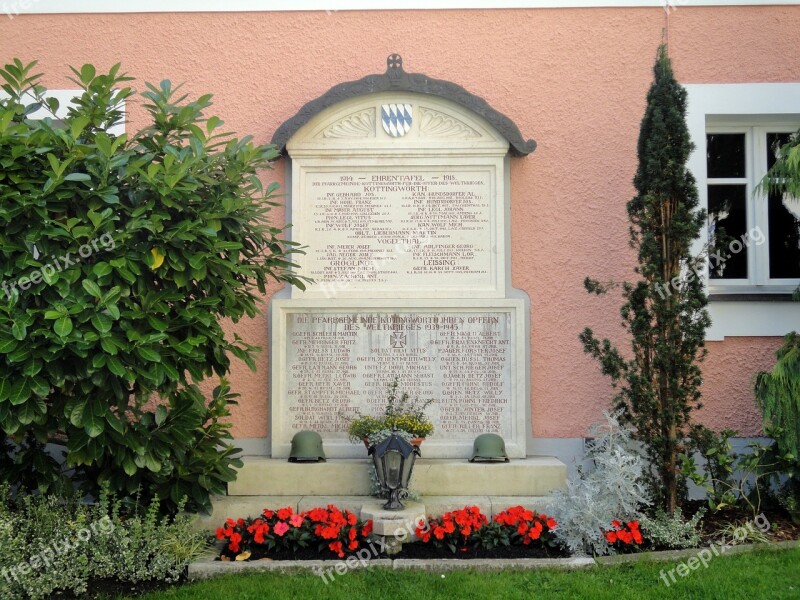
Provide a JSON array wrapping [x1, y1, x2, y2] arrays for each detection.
[[580, 45, 711, 514]]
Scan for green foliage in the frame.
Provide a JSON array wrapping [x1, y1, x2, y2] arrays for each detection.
[[579, 45, 710, 514], [755, 332, 800, 460], [755, 128, 800, 198], [0, 484, 208, 600], [680, 426, 738, 511], [680, 429, 793, 519], [639, 507, 705, 550], [0, 59, 307, 512]]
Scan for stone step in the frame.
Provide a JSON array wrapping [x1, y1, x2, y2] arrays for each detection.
[[193, 494, 557, 532], [227, 456, 566, 497]]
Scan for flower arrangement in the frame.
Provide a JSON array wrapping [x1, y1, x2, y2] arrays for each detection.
[[414, 506, 488, 553], [492, 505, 559, 546], [346, 377, 434, 443], [215, 505, 373, 560], [603, 520, 644, 552]]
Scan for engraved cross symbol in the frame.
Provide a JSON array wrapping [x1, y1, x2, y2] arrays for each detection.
[[390, 331, 407, 349]]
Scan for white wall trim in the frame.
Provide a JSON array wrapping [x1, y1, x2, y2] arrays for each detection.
[[685, 83, 800, 341], [5, 0, 800, 15]]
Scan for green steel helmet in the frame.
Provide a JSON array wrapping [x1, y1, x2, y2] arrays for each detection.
[[289, 431, 326, 463], [470, 433, 509, 463]]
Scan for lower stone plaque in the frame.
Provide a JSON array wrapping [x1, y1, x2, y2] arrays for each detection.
[[271, 299, 527, 458]]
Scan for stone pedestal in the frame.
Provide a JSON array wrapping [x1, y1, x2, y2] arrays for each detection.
[[360, 499, 426, 555]]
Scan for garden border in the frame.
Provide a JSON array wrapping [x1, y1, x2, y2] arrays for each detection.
[[187, 540, 799, 580]]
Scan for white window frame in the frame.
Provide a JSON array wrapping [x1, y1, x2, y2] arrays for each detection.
[[686, 83, 800, 341]]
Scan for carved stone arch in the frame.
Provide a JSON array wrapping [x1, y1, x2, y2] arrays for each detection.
[[272, 54, 536, 157]]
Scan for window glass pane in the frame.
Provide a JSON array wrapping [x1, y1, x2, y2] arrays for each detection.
[[708, 184, 748, 279], [768, 190, 800, 279], [707, 133, 745, 178]]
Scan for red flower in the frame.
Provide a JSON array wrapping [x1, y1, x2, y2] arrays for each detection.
[[617, 530, 633, 544], [307, 508, 328, 523], [633, 530, 643, 545], [627, 521, 639, 531], [433, 526, 446, 540], [215, 528, 227, 540], [348, 540, 359, 551], [611, 520, 621, 529], [262, 509, 274, 519], [443, 521, 455, 534], [362, 521, 373, 537], [348, 527, 358, 541], [229, 532, 242, 553], [273, 522, 290, 537], [605, 531, 618, 543], [347, 513, 358, 526], [517, 523, 529, 535], [289, 514, 304, 528], [546, 518, 557, 530], [277, 507, 293, 521], [529, 522, 542, 540], [329, 541, 344, 558]]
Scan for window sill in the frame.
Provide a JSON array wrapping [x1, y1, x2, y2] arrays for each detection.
[[709, 293, 795, 302]]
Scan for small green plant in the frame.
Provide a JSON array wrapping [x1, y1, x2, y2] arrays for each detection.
[[345, 378, 433, 443], [680, 430, 792, 519], [639, 507, 705, 550], [679, 426, 738, 511], [0, 485, 207, 600]]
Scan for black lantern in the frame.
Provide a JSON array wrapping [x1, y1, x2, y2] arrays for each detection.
[[368, 429, 421, 510]]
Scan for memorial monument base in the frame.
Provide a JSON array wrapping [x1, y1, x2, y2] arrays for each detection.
[[193, 456, 567, 532]]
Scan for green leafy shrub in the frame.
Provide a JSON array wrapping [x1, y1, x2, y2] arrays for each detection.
[[639, 507, 705, 550], [0, 59, 307, 512], [0, 485, 207, 599], [679, 426, 738, 511]]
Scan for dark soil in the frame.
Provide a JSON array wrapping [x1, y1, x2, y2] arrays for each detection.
[[678, 501, 800, 546], [46, 575, 184, 599], [217, 541, 570, 562], [218, 546, 346, 562], [391, 543, 570, 560]]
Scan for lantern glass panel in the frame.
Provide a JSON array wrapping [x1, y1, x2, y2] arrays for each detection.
[[385, 450, 402, 488]]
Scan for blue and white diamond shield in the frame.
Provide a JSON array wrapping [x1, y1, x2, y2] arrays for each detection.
[[381, 103, 412, 137]]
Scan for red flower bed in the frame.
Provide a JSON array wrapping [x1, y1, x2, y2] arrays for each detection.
[[216, 504, 373, 560], [604, 519, 644, 552], [413, 505, 563, 555]]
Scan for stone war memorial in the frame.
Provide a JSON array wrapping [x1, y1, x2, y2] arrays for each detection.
[[227, 55, 567, 517]]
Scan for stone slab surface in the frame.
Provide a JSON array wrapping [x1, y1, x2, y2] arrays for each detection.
[[271, 299, 527, 460], [228, 457, 566, 497]]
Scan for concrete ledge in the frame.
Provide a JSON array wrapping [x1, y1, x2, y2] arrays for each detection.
[[391, 557, 595, 571], [188, 558, 393, 580], [229, 457, 567, 496], [191, 496, 303, 531], [594, 539, 800, 565], [194, 495, 564, 532]]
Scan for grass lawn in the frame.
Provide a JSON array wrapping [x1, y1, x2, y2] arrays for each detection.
[[118, 547, 800, 600]]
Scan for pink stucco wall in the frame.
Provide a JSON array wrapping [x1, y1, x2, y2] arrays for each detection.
[[2, 7, 798, 440]]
